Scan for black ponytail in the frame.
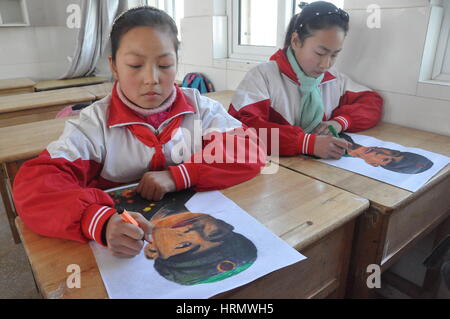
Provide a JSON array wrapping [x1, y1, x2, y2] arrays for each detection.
[[284, 1, 349, 48]]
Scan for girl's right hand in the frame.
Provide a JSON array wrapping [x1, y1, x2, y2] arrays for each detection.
[[313, 135, 350, 159], [105, 212, 153, 258]]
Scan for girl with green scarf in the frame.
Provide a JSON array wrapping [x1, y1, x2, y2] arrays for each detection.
[[230, 1, 383, 159]]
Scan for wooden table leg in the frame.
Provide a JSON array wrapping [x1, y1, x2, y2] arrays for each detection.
[[346, 207, 389, 298], [0, 164, 21, 244]]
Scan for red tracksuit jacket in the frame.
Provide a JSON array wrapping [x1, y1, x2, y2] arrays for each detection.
[[13, 84, 265, 246], [229, 49, 383, 156]]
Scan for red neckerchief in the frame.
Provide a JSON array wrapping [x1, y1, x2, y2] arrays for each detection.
[[108, 82, 195, 171], [269, 48, 336, 85]]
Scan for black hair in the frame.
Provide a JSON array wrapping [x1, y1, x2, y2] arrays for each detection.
[[110, 6, 180, 61], [382, 152, 433, 174], [284, 1, 350, 48]]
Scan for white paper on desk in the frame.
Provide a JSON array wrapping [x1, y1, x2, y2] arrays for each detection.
[[90, 191, 305, 299], [318, 133, 450, 192]]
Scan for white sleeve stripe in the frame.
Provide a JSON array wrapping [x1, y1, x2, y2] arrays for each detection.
[[88, 206, 108, 237], [89, 206, 110, 241], [91, 208, 112, 243], [336, 116, 349, 130], [303, 134, 311, 154], [178, 165, 188, 188], [180, 164, 191, 188]]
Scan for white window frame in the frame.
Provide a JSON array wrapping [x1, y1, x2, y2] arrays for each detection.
[[0, 0, 30, 27], [228, 0, 295, 61], [420, 0, 450, 85]]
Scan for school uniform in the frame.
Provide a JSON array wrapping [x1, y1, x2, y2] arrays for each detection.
[[13, 83, 265, 246], [228, 48, 383, 156]]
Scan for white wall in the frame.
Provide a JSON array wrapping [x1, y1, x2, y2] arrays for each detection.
[[179, 0, 450, 136], [0, 0, 448, 136], [0, 0, 80, 81], [337, 0, 450, 136], [178, 0, 259, 90]]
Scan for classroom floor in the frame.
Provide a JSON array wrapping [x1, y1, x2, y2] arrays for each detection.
[[0, 193, 448, 299], [0, 196, 41, 299]]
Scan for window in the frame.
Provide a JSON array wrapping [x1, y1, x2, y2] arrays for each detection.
[[229, 0, 345, 61], [0, 0, 29, 26], [239, 0, 278, 47], [229, 0, 293, 60], [146, 0, 184, 33], [128, 0, 184, 35], [420, 0, 450, 84]]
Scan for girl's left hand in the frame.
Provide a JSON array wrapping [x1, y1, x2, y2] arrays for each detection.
[[136, 171, 176, 201], [313, 120, 343, 136]]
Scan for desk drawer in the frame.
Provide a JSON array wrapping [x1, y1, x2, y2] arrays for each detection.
[[215, 220, 355, 299]]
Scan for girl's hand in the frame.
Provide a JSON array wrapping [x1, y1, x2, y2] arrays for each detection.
[[313, 121, 343, 136], [105, 211, 152, 258], [313, 135, 350, 159], [136, 170, 176, 201]]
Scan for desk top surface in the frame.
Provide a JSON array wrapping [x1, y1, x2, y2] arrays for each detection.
[[0, 78, 36, 90], [277, 123, 450, 211], [0, 88, 95, 113], [0, 116, 76, 163], [81, 82, 113, 100], [34, 77, 108, 91], [15, 164, 368, 298], [203, 90, 234, 111]]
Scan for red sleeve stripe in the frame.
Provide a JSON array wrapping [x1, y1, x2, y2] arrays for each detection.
[[89, 206, 113, 242]]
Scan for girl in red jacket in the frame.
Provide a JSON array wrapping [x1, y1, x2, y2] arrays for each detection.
[[229, 1, 383, 159], [13, 7, 265, 258]]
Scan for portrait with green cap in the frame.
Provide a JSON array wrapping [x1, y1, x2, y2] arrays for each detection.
[[107, 187, 258, 286], [144, 209, 257, 286]]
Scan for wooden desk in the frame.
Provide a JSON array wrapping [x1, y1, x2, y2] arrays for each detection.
[[0, 78, 36, 96], [204, 90, 235, 111], [34, 77, 108, 92], [0, 88, 94, 128], [81, 82, 113, 100], [0, 117, 77, 243], [275, 123, 450, 298], [15, 164, 368, 298]]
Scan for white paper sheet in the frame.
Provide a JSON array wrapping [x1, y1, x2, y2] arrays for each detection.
[[90, 191, 306, 299], [319, 133, 450, 192]]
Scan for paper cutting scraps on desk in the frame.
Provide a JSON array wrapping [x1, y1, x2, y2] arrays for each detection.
[[90, 186, 305, 299], [318, 133, 450, 192]]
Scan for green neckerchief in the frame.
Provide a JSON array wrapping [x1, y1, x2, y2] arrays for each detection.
[[286, 47, 325, 133]]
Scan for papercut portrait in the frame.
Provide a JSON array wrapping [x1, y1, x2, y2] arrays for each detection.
[[108, 187, 257, 286], [340, 133, 434, 174]]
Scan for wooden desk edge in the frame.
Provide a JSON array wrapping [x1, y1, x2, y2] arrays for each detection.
[[14, 217, 46, 297], [293, 199, 369, 251]]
